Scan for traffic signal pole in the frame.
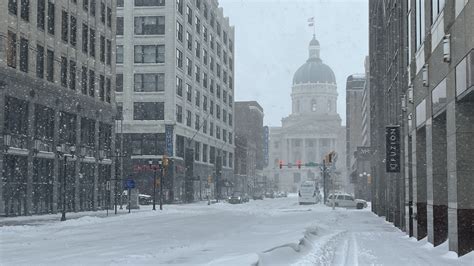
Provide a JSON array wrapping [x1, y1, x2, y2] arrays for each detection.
[[323, 158, 327, 204]]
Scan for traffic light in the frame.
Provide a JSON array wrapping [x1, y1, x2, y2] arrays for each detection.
[[297, 160, 302, 169], [279, 160, 283, 169], [208, 175, 212, 183], [163, 155, 169, 167]]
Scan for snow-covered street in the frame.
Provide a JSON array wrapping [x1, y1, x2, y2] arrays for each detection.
[[1, 196, 472, 265]]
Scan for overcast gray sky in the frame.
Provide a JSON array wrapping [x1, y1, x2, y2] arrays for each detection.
[[219, 0, 368, 126]]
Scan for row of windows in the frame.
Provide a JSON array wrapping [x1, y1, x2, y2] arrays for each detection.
[[8, 0, 112, 35], [175, 105, 233, 144], [177, 0, 233, 52], [116, 102, 165, 121], [117, 0, 165, 8], [192, 141, 233, 167], [117, 16, 165, 36], [115, 73, 165, 92], [116, 45, 165, 64], [176, 75, 233, 108]]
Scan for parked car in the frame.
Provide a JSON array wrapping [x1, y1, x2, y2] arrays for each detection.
[[138, 194, 152, 205], [277, 191, 288, 198], [325, 193, 367, 209], [264, 191, 275, 198], [298, 181, 319, 205], [253, 192, 264, 200]]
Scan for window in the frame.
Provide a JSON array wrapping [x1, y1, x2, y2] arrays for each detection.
[[195, 65, 200, 83], [186, 5, 192, 24], [134, 45, 165, 63], [177, 0, 183, 14], [89, 70, 95, 97], [19, 37, 28, 73], [177, 22, 183, 42], [216, 104, 220, 119], [223, 129, 227, 142], [89, 28, 96, 58], [186, 84, 192, 102], [70, 15, 77, 46], [216, 63, 221, 78], [195, 16, 201, 33], [203, 73, 208, 88], [186, 57, 192, 76], [83, 0, 89, 11], [9, 0, 17, 15], [229, 95, 232, 107], [107, 7, 112, 28], [203, 96, 208, 111], [106, 39, 112, 65], [228, 132, 232, 144], [223, 151, 227, 166], [203, 119, 207, 134], [47, 1, 55, 35], [116, 74, 123, 92], [134, 16, 165, 35], [210, 122, 214, 136], [203, 26, 208, 42], [116, 17, 124, 35], [46, 49, 54, 82], [186, 31, 193, 50], [195, 90, 200, 107], [223, 31, 227, 44], [216, 22, 221, 36], [100, 35, 105, 62], [195, 114, 200, 130], [416, 0, 425, 49], [223, 109, 227, 123], [203, 49, 208, 65], [202, 144, 208, 162], [106, 78, 111, 103], [229, 152, 233, 167], [217, 85, 221, 99], [195, 41, 200, 58], [82, 24, 88, 53], [194, 142, 200, 161], [223, 90, 227, 104], [229, 40, 233, 52], [216, 126, 220, 139], [20, 0, 29, 21], [116, 45, 124, 64], [176, 105, 183, 123], [210, 79, 214, 93], [133, 102, 164, 120], [229, 114, 232, 126], [100, 2, 105, 24], [135, 0, 165, 6], [432, 0, 446, 23], [216, 43, 221, 58], [36, 44, 44, 78], [134, 73, 165, 92], [210, 57, 214, 71], [210, 100, 214, 115], [99, 75, 105, 101], [61, 11, 68, 43], [176, 76, 183, 96], [37, 0, 45, 30], [176, 49, 183, 68], [117, 0, 124, 7], [186, 110, 192, 127], [81, 66, 88, 94], [61, 56, 68, 87]]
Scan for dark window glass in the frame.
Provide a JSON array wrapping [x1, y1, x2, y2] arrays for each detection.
[[117, 0, 124, 7], [8, 31, 17, 68], [106, 78, 111, 103], [177, 0, 183, 14], [99, 75, 105, 101], [60, 56, 68, 87], [116, 45, 123, 64], [5, 96, 29, 135], [36, 44, 44, 78], [107, 7, 112, 27], [89, 70, 95, 97], [89, 28, 95, 58], [70, 15, 77, 46], [176, 105, 183, 123], [9, 0, 18, 15], [47, 1, 55, 35], [35, 104, 54, 140], [81, 66, 88, 95], [100, 35, 105, 62], [176, 76, 183, 96], [20, 0, 29, 21], [100, 2, 105, 23], [134, 73, 165, 92], [69, 60, 76, 90], [134, 16, 165, 35], [116, 17, 124, 35], [19, 37, 28, 73], [61, 10, 68, 42], [83, 0, 89, 11], [116, 74, 123, 92], [37, 0, 45, 30], [133, 102, 164, 120], [82, 24, 88, 53], [46, 49, 54, 82], [106, 39, 111, 65], [135, 0, 165, 6], [134, 45, 165, 63]]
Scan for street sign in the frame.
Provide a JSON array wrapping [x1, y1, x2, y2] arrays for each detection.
[[125, 179, 135, 189], [305, 162, 320, 167]]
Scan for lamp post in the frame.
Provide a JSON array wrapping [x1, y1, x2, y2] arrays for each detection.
[[56, 144, 76, 222], [149, 160, 157, 211]]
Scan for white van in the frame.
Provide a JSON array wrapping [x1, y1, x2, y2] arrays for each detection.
[[298, 181, 319, 205]]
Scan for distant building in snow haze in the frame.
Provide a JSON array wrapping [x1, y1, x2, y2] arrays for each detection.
[[0, 0, 117, 216], [264, 35, 346, 194]]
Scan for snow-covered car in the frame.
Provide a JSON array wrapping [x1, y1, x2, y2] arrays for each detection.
[[228, 193, 248, 204], [253, 192, 264, 200], [326, 193, 367, 209], [298, 181, 319, 205], [138, 194, 152, 205], [264, 191, 275, 198]]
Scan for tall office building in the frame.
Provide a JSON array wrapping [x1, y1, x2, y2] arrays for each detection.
[[369, 0, 474, 256], [115, 0, 235, 202], [0, 0, 117, 216]]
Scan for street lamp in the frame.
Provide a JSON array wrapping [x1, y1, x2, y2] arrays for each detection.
[[149, 160, 157, 211], [56, 143, 76, 221]]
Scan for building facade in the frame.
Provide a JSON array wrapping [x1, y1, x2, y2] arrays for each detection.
[[115, 0, 235, 202], [369, 0, 474, 256], [234, 101, 264, 194], [265, 36, 346, 193], [0, 0, 117, 216]]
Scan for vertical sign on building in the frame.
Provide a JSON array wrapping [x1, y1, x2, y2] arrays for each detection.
[[385, 125, 400, 172], [263, 126, 269, 167], [165, 124, 174, 156]]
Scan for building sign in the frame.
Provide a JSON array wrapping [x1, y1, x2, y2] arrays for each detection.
[[356, 146, 371, 161], [165, 124, 174, 156], [385, 126, 400, 173], [263, 126, 269, 167]]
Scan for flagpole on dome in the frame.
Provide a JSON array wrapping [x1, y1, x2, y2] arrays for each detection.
[[307, 17, 315, 36]]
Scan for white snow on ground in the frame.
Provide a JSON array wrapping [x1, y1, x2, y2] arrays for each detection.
[[1, 197, 473, 265]]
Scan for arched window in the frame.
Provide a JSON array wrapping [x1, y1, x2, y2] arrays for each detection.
[[311, 99, 317, 112]]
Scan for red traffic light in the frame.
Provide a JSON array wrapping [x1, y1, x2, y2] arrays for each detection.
[[279, 160, 283, 169], [296, 160, 302, 169]]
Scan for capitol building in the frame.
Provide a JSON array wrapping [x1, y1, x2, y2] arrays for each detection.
[[265, 36, 346, 193]]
